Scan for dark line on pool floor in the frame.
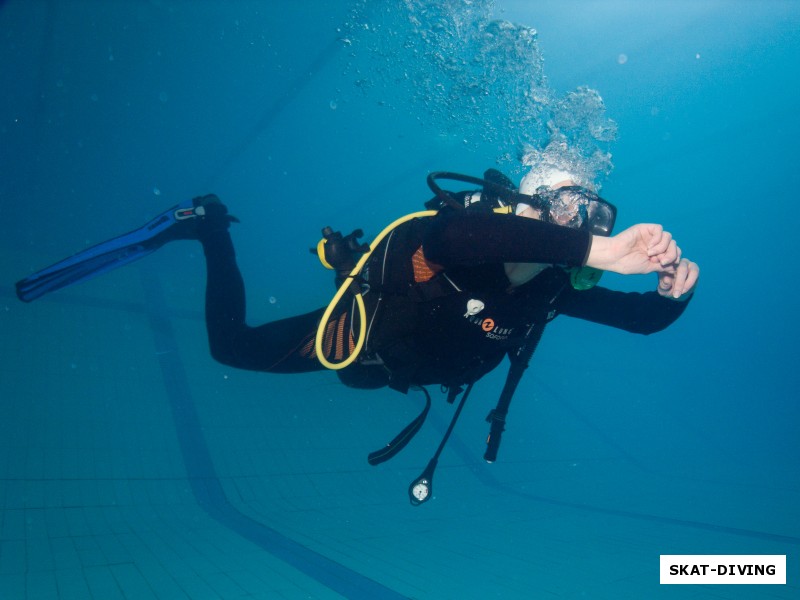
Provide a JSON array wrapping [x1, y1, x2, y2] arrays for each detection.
[[141, 268, 407, 600]]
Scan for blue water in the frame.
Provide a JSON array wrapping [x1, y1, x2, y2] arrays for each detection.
[[1, 1, 799, 598]]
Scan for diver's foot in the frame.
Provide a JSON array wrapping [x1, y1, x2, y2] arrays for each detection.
[[165, 194, 239, 241]]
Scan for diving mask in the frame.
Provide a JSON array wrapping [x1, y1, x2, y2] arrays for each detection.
[[425, 171, 616, 236], [517, 186, 617, 236]]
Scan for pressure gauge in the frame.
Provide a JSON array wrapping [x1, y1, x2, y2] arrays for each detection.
[[409, 477, 431, 505]]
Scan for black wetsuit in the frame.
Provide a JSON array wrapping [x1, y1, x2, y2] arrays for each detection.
[[200, 207, 690, 391]]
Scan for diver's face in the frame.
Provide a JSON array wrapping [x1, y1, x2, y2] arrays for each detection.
[[517, 179, 576, 223], [546, 188, 584, 226]]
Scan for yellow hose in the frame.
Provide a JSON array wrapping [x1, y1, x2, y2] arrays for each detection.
[[315, 210, 437, 369], [315, 206, 513, 370]]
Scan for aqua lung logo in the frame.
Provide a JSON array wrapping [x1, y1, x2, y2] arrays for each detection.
[[464, 314, 513, 340]]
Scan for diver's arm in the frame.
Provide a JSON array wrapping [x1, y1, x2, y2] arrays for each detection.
[[557, 252, 699, 333], [423, 212, 682, 278], [423, 210, 592, 268], [557, 285, 693, 335]]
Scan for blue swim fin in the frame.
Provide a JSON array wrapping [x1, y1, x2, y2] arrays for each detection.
[[15, 199, 200, 303]]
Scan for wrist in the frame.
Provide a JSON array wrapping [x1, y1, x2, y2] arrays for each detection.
[[585, 235, 611, 270]]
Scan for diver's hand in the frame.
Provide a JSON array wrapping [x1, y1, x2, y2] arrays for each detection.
[[657, 258, 699, 300], [586, 223, 680, 275]]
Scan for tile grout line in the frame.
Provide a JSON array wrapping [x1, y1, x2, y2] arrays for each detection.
[[138, 265, 408, 600]]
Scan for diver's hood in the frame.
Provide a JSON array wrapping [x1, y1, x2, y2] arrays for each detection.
[[519, 168, 578, 195]]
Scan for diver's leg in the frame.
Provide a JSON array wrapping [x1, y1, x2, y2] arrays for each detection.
[[199, 220, 247, 363], [198, 202, 347, 373]]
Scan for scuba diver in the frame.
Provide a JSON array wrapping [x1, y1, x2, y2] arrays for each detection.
[[16, 168, 699, 505]]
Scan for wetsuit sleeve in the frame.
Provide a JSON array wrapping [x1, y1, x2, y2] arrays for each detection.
[[556, 285, 693, 334], [422, 209, 592, 268]]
